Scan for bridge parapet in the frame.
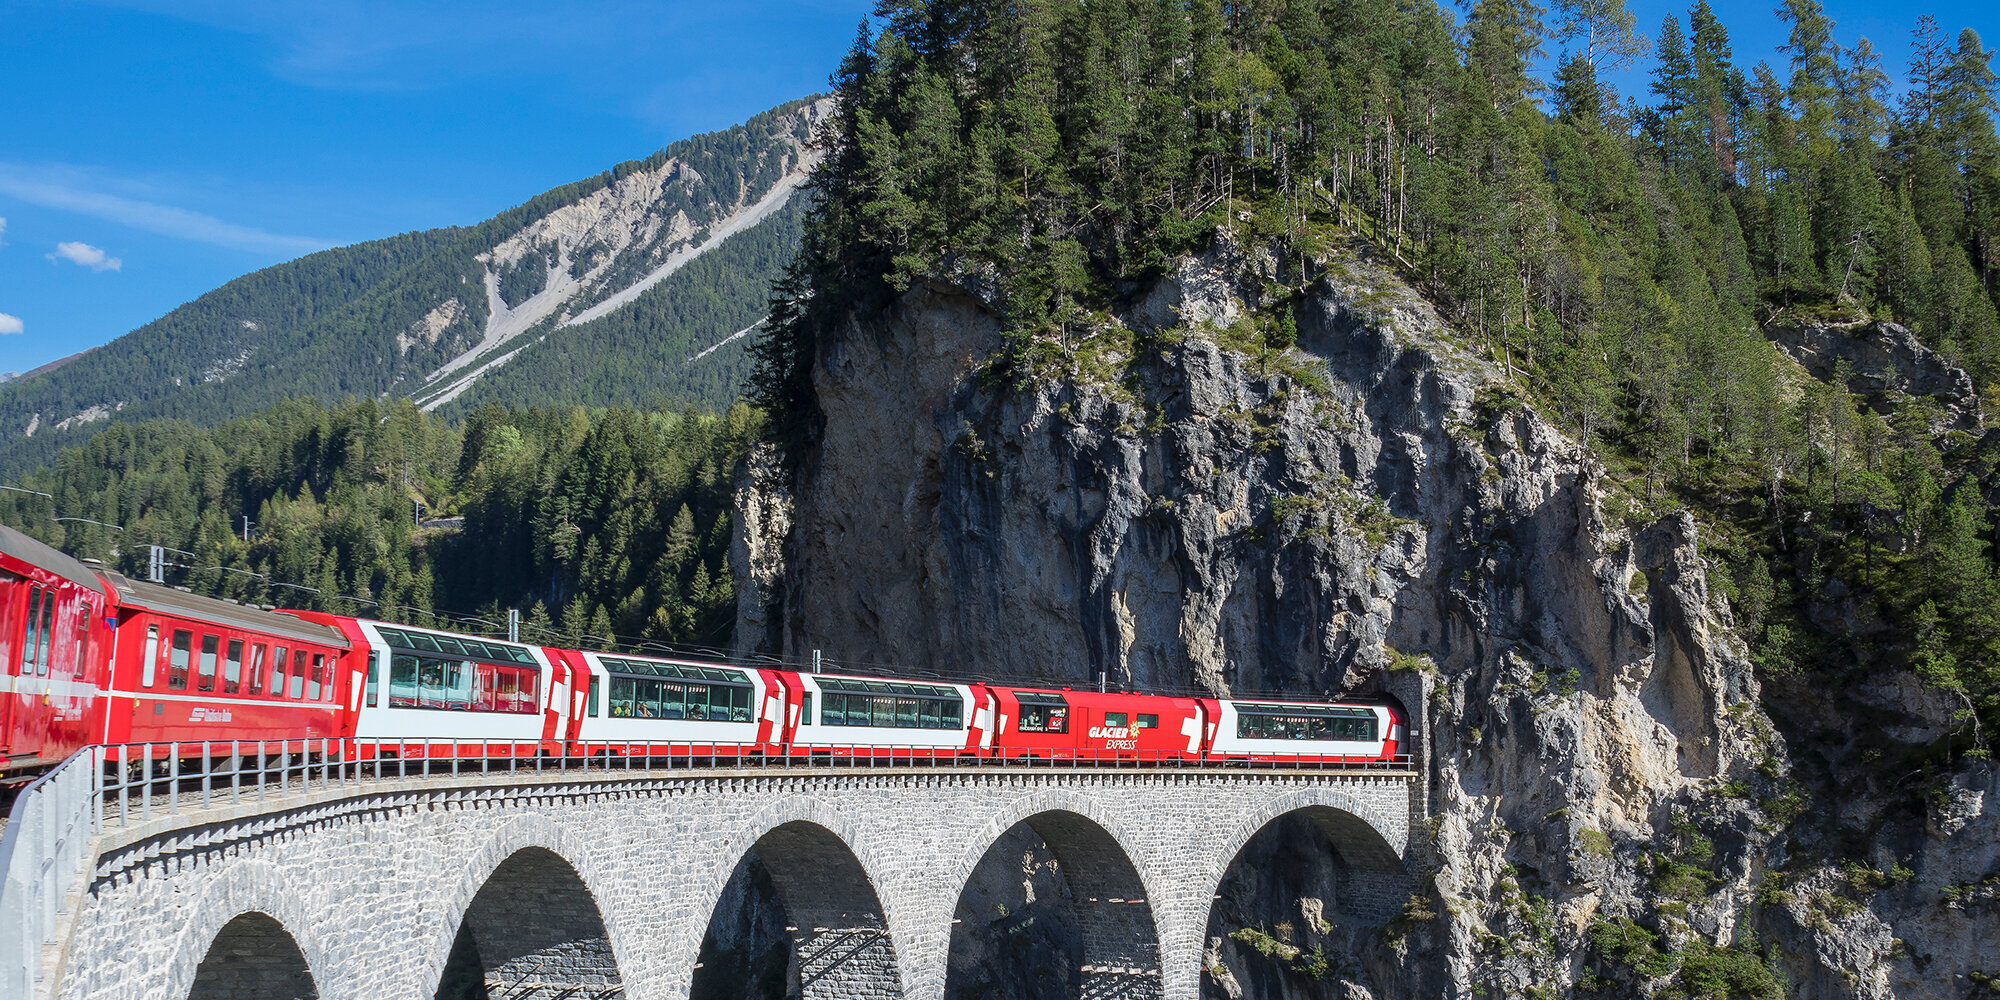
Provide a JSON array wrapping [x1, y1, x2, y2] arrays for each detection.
[[11, 748, 1421, 1000]]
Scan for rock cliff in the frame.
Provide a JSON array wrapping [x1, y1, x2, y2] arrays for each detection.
[[733, 232, 1993, 997]]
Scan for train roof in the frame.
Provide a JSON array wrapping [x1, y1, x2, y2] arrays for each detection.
[[0, 523, 107, 594], [102, 572, 350, 650]]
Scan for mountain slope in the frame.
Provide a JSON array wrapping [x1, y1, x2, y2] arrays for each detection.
[[0, 97, 827, 477]]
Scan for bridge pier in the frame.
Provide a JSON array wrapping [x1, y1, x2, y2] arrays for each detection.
[[46, 768, 1414, 1000]]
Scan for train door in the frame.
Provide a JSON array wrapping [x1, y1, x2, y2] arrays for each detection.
[[7, 578, 58, 762], [0, 572, 20, 756], [43, 586, 97, 757]]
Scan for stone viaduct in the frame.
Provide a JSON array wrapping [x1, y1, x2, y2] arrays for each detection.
[[38, 764, 1420, 1000]]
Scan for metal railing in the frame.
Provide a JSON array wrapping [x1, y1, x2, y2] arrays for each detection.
[[0, 746, 102, 1000], [88, 739, 1414, 830]]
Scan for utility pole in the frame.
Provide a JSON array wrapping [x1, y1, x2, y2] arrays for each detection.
[[812, 649, 822, 674], [414, 500, 423, 526], [148, 545, 164, 584], [241, 515, 252, 543], [507, 608, 520, 644]]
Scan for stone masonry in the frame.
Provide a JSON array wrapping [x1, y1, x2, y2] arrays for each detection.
[[54, 767, 1415, 1000]]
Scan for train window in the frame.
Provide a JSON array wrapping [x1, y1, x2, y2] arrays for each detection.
[[23, 585, 42, 675], [801, 692, 812, 725], [586, 676, 599, 717], [36, 590, 54, 677], [271, 646, 289, 699], [168, 630, 192, 689], [605, 676, 750, 720], [1017, 705, 1067, 733], [310, 654, 327, 701], [289, 649, 307, 699], [248, 645, 267, 695], [1014, 693, 1068, 734], [223, 640, 244, 694], [1103, 711, 1129, 728], [365, 651, 379, 707], [387, 652, 538, 714], [388, 653, 419, 706], [1233, 706, 1377, 741], [1136, 713, 1159, 729], [140, 625, 160, 688], [818, 684, 963, 729], [197, 635, 219, 692]]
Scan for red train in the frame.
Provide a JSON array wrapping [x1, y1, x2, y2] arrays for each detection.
[[0, 525, 1405, 780]]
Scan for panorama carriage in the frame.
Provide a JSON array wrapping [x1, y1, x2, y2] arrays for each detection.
[[0, 522, 1407, 785]]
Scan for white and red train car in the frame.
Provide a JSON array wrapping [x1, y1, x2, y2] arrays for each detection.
[[0, 523, 1407, 781]]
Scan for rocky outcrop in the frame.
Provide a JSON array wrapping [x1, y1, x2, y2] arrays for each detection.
[[732, 232, 1854, 996], [1771, 319, 1982, 429]]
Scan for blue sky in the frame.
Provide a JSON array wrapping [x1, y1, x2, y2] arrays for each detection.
[[0, 0, 1994, 376]]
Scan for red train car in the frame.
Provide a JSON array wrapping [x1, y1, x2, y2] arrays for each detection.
[[0, 526, 114, 779], [985, 686, 1206, 761], [101, 573, 351, 750]]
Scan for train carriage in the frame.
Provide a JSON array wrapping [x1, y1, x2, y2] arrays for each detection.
[[567, 650, 783, 757], [0, 526, 113, 778], [102, 573, 350, 750], [786, 673, 985, 759], [293, 615, 567, 759], [1203, 698, 1404, 764], [985, 687, 1206, 761]]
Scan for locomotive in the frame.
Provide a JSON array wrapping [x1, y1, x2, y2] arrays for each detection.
[[0, 525, 1404, 781]]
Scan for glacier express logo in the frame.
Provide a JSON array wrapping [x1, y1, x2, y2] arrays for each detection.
[[1087, 726, 1132, 739], [188, 707, 233, 723]]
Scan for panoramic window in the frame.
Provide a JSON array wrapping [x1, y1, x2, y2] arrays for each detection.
[[817, 679, 963, 729], [1234, 705, 1378, 741]]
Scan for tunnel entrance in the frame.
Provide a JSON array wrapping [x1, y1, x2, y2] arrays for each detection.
[[690, 821, 902, 1000], [1202, 807, 1409, 1000], [944, 811, 1162, 1000], [187, 911, 318, 1000], [435, 847, 622, 1000]]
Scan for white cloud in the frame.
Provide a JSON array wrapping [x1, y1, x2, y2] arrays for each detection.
[[0, 164, 332, 256], [48, 241, 122, 272], [0, 217, 8, 247], [0, 313, 22, 335]]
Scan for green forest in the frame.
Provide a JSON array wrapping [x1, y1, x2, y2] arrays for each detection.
[[750, 0, 2000, 741], [0, 399, 758, 655]]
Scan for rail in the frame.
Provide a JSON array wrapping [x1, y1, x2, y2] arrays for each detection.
[[0, 746, 101, 1000]]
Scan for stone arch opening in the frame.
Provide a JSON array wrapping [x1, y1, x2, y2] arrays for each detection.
[[944, 809, 1163, 1000], [435, 847, 622, 1000], [690, 820, 903, 1000], [1202, 806, 1410, 1000], [187, 911, 319, 1000]]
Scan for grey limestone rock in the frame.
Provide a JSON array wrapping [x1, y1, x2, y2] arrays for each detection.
[[731, 236, 1990, 998]]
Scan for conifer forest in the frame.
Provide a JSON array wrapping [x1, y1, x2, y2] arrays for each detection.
[[13, 0, 2000, 745]]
